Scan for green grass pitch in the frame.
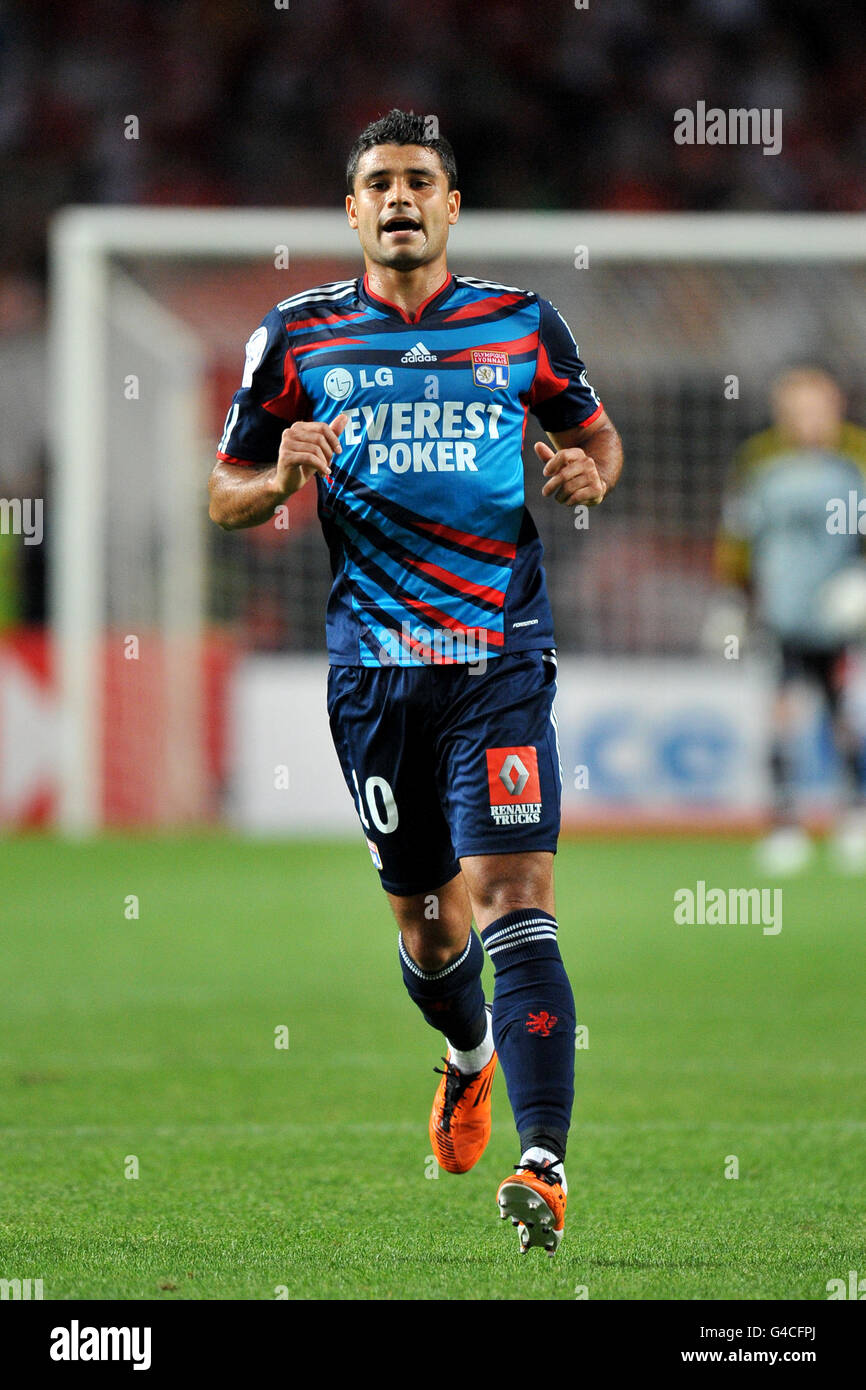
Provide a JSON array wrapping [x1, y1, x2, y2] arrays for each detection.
[[1, 834, 863, 1301]]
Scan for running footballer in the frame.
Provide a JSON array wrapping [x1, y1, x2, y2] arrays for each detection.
[[209, 109, 623, 1255]]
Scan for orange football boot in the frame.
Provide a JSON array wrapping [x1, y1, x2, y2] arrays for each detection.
[[429, 1050, 497, 1174], [496, 1159, 567, 1256]]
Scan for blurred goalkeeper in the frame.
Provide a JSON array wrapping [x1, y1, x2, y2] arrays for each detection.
[[714, 366, 866, 873]]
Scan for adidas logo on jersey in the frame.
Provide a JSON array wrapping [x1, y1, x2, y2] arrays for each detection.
[[400, 341, 438, 363]]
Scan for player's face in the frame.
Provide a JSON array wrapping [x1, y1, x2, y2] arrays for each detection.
[[772, 377, 844, 448], [346, 144, 460, 271]]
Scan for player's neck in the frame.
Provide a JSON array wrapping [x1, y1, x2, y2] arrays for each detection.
[[364, 261, 450, 320]]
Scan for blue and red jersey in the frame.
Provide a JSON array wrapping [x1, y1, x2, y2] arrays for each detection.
[[217, 272, 603, 666]]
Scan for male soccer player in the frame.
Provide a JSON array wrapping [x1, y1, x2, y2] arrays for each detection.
[[715, 366, 866, 873], [209, 109, 623, 1255]]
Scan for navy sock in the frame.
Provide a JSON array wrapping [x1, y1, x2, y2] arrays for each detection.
[[398, 930, 487, 1052], [480, 909, 575, 1161]]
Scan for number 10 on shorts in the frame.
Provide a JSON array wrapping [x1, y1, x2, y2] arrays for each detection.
[[352, 769, 399, 833]]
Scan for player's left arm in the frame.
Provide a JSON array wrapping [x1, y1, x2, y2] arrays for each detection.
[[535, 411, 623, 507], [529, 296, 623, 508]]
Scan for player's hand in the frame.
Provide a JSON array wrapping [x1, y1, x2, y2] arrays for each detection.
[[535, 440, 608, 508], [275, 413, 348, 496]]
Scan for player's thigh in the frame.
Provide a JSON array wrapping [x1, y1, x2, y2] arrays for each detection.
[[434, 648, 562, 921], [327, 664, 459, 897]]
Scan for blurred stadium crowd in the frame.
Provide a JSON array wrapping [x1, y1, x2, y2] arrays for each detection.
[[2, 0, 866, 290], [1, 0, 865, 635]]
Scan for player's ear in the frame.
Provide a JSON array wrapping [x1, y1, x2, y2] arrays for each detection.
[[447, 189, 461, 224], [345, 193, 358, 228]]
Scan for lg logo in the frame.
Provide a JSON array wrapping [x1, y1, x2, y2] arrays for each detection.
[[324, 366, 394, 400]]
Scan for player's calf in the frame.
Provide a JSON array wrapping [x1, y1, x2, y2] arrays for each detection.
[[480, 908, 575, 1162], [478, 907, 575, 1251], [398, 928, 488, 1050], [398, 927, 498, 1172]]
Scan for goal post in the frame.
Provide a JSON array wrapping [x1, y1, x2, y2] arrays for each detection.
[[50, 212, 208, 833], [48, 208, 866, 833]]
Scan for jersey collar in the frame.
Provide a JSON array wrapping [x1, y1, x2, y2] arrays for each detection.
[[359, 270, 455, 324]]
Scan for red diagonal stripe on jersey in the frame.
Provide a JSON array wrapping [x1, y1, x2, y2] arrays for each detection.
[[292, 336, 367, 356], [529, 337, 569, 402], [413, 519, 516, 559], [285, 311, 367, 334], [406, 637, 460, 664], [404, 598, 505, 647], [403, 556, 507, 606], [383, 624, 462, 666], [443, 293, 526, 321], [446, 331, 539, 362], [263, 347, 311, 420]]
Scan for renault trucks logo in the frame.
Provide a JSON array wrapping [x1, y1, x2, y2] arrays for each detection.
[[499, 754, 529, 795], [472, 350, 509, 390], [486, 746, 542, 825]]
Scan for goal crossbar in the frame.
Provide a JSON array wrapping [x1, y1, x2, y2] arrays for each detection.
[[48, 208, 866, 832]]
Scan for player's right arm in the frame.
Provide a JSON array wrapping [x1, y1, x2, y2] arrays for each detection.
[[207, 305, 345, 530], [209, 418, 345, 530]]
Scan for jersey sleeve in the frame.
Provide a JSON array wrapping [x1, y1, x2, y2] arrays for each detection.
[[527, 297, 604, 434], [216, 307, 311, 463]]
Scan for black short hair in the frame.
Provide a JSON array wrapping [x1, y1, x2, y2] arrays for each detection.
[[346, 108, 457, 192]]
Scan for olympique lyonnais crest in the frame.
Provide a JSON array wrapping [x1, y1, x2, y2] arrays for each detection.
[[471, 350, 509, 391]]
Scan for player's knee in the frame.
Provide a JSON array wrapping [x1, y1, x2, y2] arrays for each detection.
[[472, 874, 550, 920], [399, 924, 471, 973]]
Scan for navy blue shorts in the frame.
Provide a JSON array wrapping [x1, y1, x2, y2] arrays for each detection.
[[327, 649, 562, 896]]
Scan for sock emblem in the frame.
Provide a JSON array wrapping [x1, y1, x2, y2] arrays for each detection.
[[525, 1010, 559, 1037]]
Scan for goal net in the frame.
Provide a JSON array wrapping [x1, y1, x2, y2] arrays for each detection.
[[48, 210, 866, 831]]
